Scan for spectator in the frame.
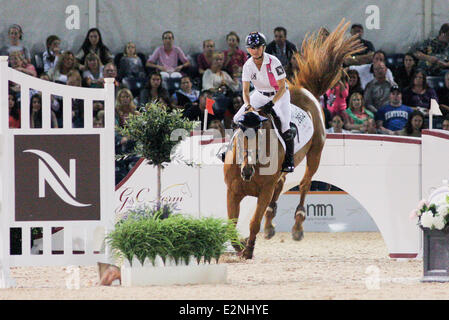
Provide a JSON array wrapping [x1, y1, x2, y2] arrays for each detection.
[[326, 113, 350, 133], [117, 41, 147, 95], [393, 53, 417, 89], [223, 31, 247, 77], [265, 26, 298, 68], [42, 35, 61, 74], [364, 62, 395, 113], [413, 23, 449, 76], [9, 92, 20, 128], [0, 24, 30, 63], [66, 70, 84, 128], [346, 69, 364, 104], [442, 116, 449, 131], [171, 75, 200, 109], [349, 50, 395, 89], [95, 109, 105, 128], [146, 31, 190, 88], [100, 62, 121, 95], [345, 23, 375, 66], [30, 93, 58, 128], [224, 94, 243, 128], [375, 85, 413, 135], [197, 39, 215, 75], [139, 71, 171, 108], [48, 51, 78, 84], [202, 52, 239, 93], [324, 79, 349, 118], [116, 88, 139, 127], [359, 118, 378, 134], [345, 92, 374, 132], [402, 69, 438, 116], [436, 71, 449, 117], [183, 89, 217, 128], [82, 53, 104, 88], [398, 110, 425, 137], [76, 28, 113, 67], [9, 51, 37, 77]]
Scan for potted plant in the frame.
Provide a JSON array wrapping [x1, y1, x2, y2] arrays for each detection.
[[411, 181, 449, 282], [106, 204, 242, 286]]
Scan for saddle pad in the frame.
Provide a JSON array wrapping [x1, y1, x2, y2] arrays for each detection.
[[272, 104, 314, 154]]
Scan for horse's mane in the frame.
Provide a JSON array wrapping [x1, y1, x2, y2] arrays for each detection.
[[288, 19, 364, 99]]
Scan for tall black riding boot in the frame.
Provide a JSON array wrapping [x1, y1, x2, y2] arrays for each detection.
[[281, 129, 295, 172]]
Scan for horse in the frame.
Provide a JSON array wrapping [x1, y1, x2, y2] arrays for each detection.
[[224, 20, 363, 259]]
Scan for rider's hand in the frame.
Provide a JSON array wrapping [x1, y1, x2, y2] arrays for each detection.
[[260, 101, 274, 114]]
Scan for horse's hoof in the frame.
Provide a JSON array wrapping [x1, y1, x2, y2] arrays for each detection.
[[242, 249, 254, 259], [264, 226, 276, 239], [292, 230, 304, 241]]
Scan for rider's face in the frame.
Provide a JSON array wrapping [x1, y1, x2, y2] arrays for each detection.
[[247, 46, 264, 59]]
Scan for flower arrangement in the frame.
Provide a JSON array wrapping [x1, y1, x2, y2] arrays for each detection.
[[411, 195, 449, 231]]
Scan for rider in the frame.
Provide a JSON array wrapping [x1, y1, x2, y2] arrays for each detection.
[[230, 31, 295, 172]]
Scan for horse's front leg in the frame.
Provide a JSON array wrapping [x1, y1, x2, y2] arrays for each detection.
[[242, 187, 275, 259], [227, 188, 244, 253]]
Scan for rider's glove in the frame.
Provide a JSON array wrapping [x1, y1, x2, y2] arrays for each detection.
[[260, 101, 274, 114]]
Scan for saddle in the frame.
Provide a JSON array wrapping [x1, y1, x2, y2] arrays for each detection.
[[261, 109, 298, 140]]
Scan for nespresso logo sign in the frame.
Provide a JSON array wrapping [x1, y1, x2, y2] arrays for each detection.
[[15, 135, 100, 221]]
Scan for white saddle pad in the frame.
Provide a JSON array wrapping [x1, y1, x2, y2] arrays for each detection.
[[272, 104, 314, 153]]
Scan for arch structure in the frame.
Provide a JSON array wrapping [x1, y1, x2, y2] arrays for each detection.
[[116, 131, 449, 260]]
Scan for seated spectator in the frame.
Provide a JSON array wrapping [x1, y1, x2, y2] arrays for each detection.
[[0, 24, 31, 63], [344, 23, 375, 66], [95, 109, 105, 128], [364, 62, 395, 113], [76, 28, 113, 67], [99, 62, 121, 94], [223, 31, 247, 78], [349, 50, 395, 89], [82, 53, 104, 88], [197, 39, 216, 75], [413, 23, 449, 76], [442, 116, 449, 131], [42, 35, 61, 74], [171, 75, 200, 109], [66, 70, 84, 128], [9, 51, 37, 77], [375, 86, 413, 135], [224, 94, 243, 128], [326, 113, 350, 133], [139, 71, 171, 108], [358, 118, 378, 134], [117, 41, 147, 94], [393, 53, 417, 89], [324, 79, 349, 117], [145, 31, 190, 88], [183, 90, 217, 128], [345, 92, 374, 132], [116, 88, 139, 127], [265, 27, 297, 68], [30, 93, 58, 128], [436, 71, 449, 117], [9, 92, 20, 128], [48, 51, 78, 84], [202, 52, 239, 93], [346, 69, 364, 104], [402, 69, 438, 116], [398, 110, 425, 137]]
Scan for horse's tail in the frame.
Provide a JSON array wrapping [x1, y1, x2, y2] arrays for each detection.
[[289, 19, 363, 98]]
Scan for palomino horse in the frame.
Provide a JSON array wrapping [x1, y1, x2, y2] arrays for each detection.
[[224, 20, 362, 259]]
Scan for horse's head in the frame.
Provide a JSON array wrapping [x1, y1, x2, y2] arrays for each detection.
[[236, 107, 268, 181]]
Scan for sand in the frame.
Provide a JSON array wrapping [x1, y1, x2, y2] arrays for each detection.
[[1, 232, 449, 300]]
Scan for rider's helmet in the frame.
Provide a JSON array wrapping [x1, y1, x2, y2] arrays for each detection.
[[245, 32, 267, 49]]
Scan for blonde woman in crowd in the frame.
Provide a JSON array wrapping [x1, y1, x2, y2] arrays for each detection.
[[48, 51, 78, 84], [116, 88, 139, 127], [202, 52, 239, 92]]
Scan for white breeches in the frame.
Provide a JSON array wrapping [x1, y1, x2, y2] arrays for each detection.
[[233, 90, 291, 133]]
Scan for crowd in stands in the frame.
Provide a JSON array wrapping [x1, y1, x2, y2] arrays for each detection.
[[3, 23, 449, 182]]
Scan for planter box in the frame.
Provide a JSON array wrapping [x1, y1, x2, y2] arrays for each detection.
[[422, 228, 449, 282], [121, 255, 227, 287]]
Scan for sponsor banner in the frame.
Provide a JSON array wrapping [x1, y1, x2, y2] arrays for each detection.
[[14, 134, 100, 221], [271, 192, 379, 232]]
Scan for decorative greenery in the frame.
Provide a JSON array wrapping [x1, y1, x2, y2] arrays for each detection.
[[411, 195, 449, 231], [107, 208, 242, 267]]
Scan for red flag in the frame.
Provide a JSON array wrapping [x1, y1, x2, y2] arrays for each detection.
[[205, 98, 215, 115]]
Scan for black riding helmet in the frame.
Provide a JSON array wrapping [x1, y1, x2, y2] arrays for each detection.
[[245, 32, 267, 49]]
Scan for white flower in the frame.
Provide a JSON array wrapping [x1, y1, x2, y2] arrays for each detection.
[[437, 204, 449, 219], [420, 211, 435, 229], [434, 214, 447, 230]]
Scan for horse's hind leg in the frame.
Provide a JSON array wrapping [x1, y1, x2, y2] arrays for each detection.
[[292, 148, 323, 241], [227, 189, 244, 253], [264, 175, 286, 239]]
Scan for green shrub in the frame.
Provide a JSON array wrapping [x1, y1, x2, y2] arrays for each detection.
[[107, 211, 242, 266]]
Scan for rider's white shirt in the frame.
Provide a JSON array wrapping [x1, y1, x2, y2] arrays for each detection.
[[242, 52, 286, 92]]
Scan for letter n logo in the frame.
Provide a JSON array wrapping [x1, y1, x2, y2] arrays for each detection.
[[15, 135, 100, 221]]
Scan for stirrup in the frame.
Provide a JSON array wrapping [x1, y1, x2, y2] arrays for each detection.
[[281, 163, 295, 173]]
